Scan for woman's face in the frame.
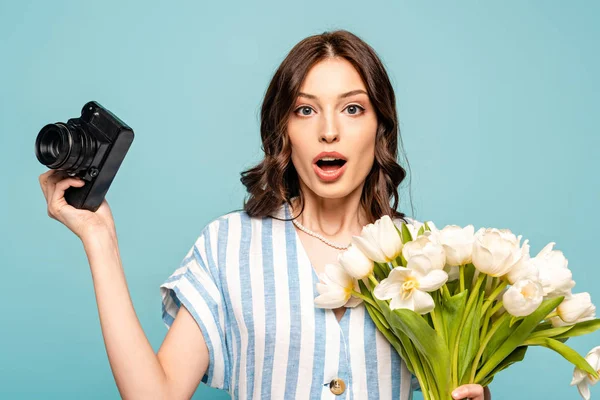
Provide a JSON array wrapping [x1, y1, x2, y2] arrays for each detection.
[[287, 57, 378, 201]]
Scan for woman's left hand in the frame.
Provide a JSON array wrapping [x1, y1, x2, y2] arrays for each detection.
[[451, 384, 491, 400]]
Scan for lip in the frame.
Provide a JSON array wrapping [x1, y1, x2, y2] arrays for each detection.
[[312, 151, 348, 182], [312, 151, 347, 165]]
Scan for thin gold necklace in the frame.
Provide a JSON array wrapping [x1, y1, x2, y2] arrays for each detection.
[[292, 218, 350, 250]]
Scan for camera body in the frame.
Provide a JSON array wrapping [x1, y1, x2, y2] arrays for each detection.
[[35, 101, 134, 212]]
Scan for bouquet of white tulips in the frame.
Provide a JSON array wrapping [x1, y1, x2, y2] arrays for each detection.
[[314, 216, 600, 400]]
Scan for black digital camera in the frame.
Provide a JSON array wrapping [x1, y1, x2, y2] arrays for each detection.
[[35, 101, 134, 212]]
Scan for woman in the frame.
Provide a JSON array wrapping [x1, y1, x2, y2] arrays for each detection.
[[39, 30, 490, 399]]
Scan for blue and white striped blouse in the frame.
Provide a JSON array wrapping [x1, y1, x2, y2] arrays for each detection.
[[160, 202, 421, 399]]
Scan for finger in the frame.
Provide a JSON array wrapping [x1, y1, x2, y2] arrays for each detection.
[[452, 384, 484, 400], [39, 170, 57, 200], [46, 171, 70, 203], [48, 177, 85, 215]]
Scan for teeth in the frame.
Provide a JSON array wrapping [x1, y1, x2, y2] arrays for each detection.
[[320, 157, 342, 161]]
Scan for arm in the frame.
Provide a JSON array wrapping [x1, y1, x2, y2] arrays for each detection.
[[84, 228, 209, 400]]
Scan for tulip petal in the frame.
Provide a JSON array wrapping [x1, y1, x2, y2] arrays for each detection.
[[325, 263, 352, 289], [572, 368, 587, 385], [316, 283, 330, 295], [352, 235, 386, 263], [407, 254, 433, 276], [536, 242, 556, 258], [345, 296, 363, 308], [412, 290, 435, 314], [577, 381, 591, 400], [418, 270, 448, 292], [389, 294, 414, 311], [314, 289, 348, 309], [473, 245, 496, 274], [587, 349, 600, 370], [388, 266, 412, 280], [373, 280, 403, 300]]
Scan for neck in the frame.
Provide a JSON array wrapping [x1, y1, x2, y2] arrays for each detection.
[[290, 183, 370, 243]]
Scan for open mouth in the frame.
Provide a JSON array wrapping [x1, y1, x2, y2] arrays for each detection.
[[315, 159, 347, 172]]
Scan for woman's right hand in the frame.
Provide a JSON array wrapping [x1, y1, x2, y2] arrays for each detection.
[[39, 169, 117, 240]]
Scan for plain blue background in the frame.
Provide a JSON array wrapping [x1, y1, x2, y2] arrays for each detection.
[[1, 1, 598, 399]]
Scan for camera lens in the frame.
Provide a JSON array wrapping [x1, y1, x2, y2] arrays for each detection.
[[35, 124, 72, 168], [35, 122, 96, 172]]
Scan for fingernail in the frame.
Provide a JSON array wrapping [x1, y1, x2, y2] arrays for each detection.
[[451, 390, 461, 399]]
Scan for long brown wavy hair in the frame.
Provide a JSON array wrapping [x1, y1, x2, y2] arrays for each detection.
[[239, 29, 413, 223]]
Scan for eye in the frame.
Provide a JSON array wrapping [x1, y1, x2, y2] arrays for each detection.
[[344, 104, 365, 115], [294, 106, 314, 116]]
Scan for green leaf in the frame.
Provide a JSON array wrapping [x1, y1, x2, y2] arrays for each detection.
[[532, 321, 553, 332], [523, 337, 599, 379], [400, 222, 413, 244], [553, 319, 600, 340], [475, 296, 564, 383], [372, 262, 389, 281], [527, 325, 574, 340], [440, 290, 468, 350], [417, 224, 425, 237], [423, 221, 432, 232], [463, 264, 476, 292], [446, 280, 460, 296], [374, 297, 451, 397], [479, 346, 528, 387], [481, 314, 515, 366], [509, 316, 521, 328], [458, 290, 484, 384]]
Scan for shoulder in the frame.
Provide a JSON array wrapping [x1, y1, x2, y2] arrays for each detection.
[[198, 205, 282, 240]]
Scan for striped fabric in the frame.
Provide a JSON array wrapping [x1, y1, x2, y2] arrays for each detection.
[[160, 202, 422, 399]]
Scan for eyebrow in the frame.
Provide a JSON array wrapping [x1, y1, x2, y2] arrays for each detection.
[[297, 89, 368, 100]]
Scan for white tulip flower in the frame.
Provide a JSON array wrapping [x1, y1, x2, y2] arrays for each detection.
[[502, 279, 544, 317], [426, 223, 470, 281], [472, 227, 524, 277], [338, 244, 374, 280], [506, 239, 540, 285], [314, 263, 363, 309], [352, 215, 403, 263], [571, 346, 600, 400], [402, 234, 446, 274], [532, 242, 575, 298], [373, 263, 448, 315], [551, 292, 596, 327], [435, 224, 475, 267]]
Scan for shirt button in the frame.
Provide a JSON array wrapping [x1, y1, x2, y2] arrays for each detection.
[[329, 378, 346, 395]]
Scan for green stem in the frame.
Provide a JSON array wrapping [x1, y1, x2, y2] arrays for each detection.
[[391, 258, 398, 268], [368, 274, 379, 289], [396, 331, 431, 400], [351, 290, 379, 309], [469, 311, 510, 382], [480, 300, 494, 340], [490, 301, 504, 316], [459, 264, 465, 292], [452, 273, 486, 389], [365, 300, 391, 330], [442, 284, 452, 299], [417, 350, 439, 400], [481, 280, 508, 315]]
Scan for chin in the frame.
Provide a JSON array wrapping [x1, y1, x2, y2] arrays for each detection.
[[309, 179, 363, 200]]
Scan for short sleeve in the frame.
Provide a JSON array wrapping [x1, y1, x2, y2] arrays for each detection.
[[159, 221, 231, 391]]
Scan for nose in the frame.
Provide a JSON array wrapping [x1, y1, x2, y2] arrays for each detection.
[[319, 115, 339, 143]]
